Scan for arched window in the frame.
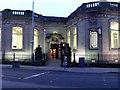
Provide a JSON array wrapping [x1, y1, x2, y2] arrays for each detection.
[[67, 30, 70, 46], [34, 28, 39, 49], [110, 21, 120, 48], [12, 26, 23, 49], [73, 27, 77, 49]]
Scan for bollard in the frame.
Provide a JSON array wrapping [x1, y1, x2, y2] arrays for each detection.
[[73, 53, 76, 67], [79, 57, 85, 67], [12, 60, 20, 68], [12, 53, 20, 68]]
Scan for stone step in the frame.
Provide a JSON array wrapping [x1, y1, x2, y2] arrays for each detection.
[[46, 59, 61, 67]]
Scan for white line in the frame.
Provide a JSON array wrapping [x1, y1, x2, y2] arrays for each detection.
[[102, 74, 107, 86], [23, 72, 50, 80]]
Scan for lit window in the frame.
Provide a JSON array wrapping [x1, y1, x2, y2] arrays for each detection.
[[34, 29, 39, 49], [90, 31, 98, 49], [73, 27, 77, 49], [110, 21, 120, 48], [12, 26, 23, 49], [93, 3, 95, 7], [67, 30, 70, 46]]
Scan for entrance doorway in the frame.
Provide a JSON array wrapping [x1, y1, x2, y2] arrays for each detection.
[[50, 44, 59, 59]]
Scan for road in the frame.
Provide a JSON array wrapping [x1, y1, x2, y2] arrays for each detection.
[[1, 66, 119, 89]]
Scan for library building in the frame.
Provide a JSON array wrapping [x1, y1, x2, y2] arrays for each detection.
[[0, 1, 120, 66]]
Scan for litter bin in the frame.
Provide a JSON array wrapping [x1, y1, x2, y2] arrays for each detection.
[[12, 59, 20, 68], [79, 57, 85, 67]]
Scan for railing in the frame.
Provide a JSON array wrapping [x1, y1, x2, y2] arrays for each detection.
[[3, 9, 41, 18], [2, 2, 119, 18], [0, 53, 48, 65], [72, 53, 120, 64], [83, 2, 119, 10], [0, 53, 119, 64], [12, 11, 25, 16], [68, 2, 120, 20], [86, 2, 100, 8], [0, 53, 31, 62]]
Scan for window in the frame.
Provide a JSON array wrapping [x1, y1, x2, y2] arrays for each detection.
[[34, 28, 39, 49], [90, 31, 98, 49], [67, 30, 70, 46], [110, 21, 120, 48], [12, 26, 23, 49], [73, 27, 77, 49]]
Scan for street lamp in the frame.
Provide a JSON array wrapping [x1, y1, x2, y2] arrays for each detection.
[[43, 29, 46, 53], [98, 27, 102, 64], [31, 0, 34, 65], [98, 28, 102, 35]]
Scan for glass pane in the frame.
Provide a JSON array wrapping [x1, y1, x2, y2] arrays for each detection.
[[67, 30, 70, 36], [13, 27, 22, 34], [111, 30, 119, 48], [67, 30, 70, 46], [34, 36, 38, 49], [12, 27, 23, 49], [73, 27, 77, 34], [110, 21, 120, 48], [110, 22, 119, 30], [73, 27, 77, 49], [34, 29, 38, 36], [90, 31, 98, 49], [34, 29, 38, 49]]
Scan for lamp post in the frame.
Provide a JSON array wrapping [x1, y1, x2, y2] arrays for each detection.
[[98, 28, 102, 36], [98, 28, 102, 64], [43, 29, 46, 54], [31, 0, 34, 65]]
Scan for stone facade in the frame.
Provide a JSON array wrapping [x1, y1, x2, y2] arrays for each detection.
[[0, 1, 120, 64]]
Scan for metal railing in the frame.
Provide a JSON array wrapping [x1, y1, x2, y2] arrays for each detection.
[[0, 53, 31, 63], [0, 53, 119, 64], [0, 53, 48, 65], [73, 53, 120, 64]]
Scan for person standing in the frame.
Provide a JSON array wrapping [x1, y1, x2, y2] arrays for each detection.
[[35, 45, 42, 65]]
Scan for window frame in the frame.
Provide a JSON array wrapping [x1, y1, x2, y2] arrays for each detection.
[[34, 28, 39, 50], [89, 29, 98, 50], [110, 20, 120, 49], [67, 30, 70, 46], [12, 26, 23, 50], [73, 26, 78, 50]]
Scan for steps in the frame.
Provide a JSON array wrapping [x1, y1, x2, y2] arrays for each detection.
[[46, 58, 61, 67]]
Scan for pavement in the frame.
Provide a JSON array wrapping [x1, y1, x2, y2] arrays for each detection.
[[0, 64, 120, 73]]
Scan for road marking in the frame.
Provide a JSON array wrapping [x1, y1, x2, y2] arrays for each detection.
[[50, 80, 53, 83], [23, 72, 50, 80], [49, 76, 62, 83], [102, 74, 108, 86]]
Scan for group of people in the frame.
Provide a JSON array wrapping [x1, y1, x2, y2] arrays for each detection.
[[35, 44, 72, 67]]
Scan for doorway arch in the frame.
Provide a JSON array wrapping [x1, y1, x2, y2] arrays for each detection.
[[46, 33, 64, 59]]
